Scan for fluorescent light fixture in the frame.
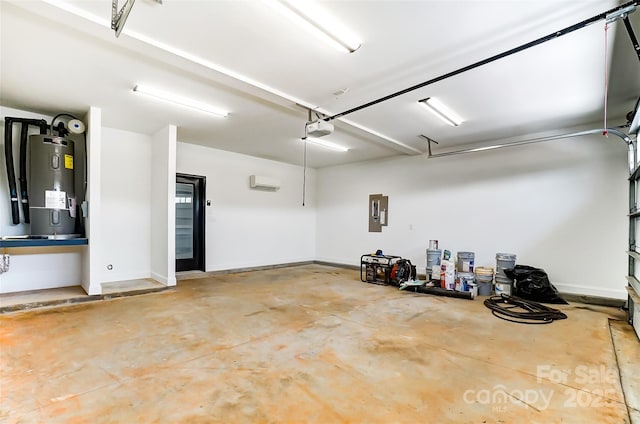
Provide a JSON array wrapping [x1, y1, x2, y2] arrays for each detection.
[[303, 137, 349, 152], [263, 0, 361, 53], [42, 1, 419, 154], [419, 97, 464, 127], [133, 85, 228, 117]]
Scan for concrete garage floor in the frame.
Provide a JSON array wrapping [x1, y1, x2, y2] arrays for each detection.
[[1, 264, 639, 423]]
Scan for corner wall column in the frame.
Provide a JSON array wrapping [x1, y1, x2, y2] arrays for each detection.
[[82, 106, 102, 295], [150, 125, 177, 286]]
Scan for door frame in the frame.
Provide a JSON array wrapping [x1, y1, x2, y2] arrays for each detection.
[[176, 173, 206, 272]]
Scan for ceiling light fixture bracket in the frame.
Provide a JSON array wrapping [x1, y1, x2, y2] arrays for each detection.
[[419, 134, 439, 156], [111, 0, 161, 36], [111, 0, 136, 37]]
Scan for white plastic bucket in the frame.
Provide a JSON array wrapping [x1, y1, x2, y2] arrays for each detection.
[[457, 251, 475, 272], [427, 249, 442, 268], [495, 281, 512, 296], [496, 253, 516, 279]]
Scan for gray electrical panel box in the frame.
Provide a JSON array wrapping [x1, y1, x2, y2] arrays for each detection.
[[369, 194, 388, 232], [28, 134, 77, 238]]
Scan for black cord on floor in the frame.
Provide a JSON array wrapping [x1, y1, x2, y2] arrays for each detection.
[[484, 294, 568, 324]]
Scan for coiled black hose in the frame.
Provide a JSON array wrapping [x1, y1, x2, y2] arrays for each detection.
[[484, 294, 568, 324]]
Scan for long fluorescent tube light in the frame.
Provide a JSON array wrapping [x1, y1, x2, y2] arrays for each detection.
[[263, 0, 361, 53], [40, 1, 418, 154], [133, 85, 228, 117], [419, 97, 463, 127], [303, 137, 349, 152]]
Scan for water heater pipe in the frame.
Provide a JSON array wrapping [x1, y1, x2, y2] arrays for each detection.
[[3, 117, 47, 225], [19, 125, 30, 223]]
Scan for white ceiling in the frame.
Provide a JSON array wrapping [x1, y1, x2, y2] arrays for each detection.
[[1, 0, 639, 168]]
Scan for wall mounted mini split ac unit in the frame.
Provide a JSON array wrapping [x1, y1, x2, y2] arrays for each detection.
[[249, 175, 280, 191]]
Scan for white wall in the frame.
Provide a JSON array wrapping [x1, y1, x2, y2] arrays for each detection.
[[316, 132, 629, 299], [0, 107, 84, 294], [0, 247, 83, 293], [176, 142, 316, 271], [99, 127, 152, 283], [1, 106, 629, 300]]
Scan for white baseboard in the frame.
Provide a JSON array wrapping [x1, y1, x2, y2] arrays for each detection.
[[206, 257, 315, 273], [552, 283, 627, 300], [151, 272, 168, 285], [101, 271, 151, 284], [314, 257, 358, 268]]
